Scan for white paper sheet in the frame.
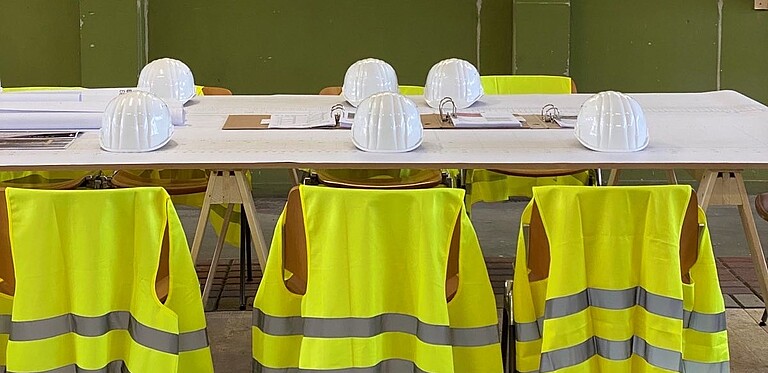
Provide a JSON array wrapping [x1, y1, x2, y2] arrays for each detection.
[[451, 112, 523, 128], [267, 112, 336, 129], [0, 112, 103, 130], [0, 100, 185, 126], [0, 92, 83, 102]]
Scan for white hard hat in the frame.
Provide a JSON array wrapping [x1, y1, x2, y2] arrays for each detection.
[[424, 58, 483, 109], [575, 91, 649, 152], [351, 92, 423, 153], [137, 58, 195, 104], [342, 58, 399, 107], [100, 91, 174, 152]]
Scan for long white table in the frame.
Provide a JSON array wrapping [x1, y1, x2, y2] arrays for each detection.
[[3, 90, 768, 321], [2, 90, 768, 171]]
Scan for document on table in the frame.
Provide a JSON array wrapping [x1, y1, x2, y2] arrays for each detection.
[[554, 117, 578, 128], [0, 131, 82, 150], [450, 112, 523, 128], [265, 112, 337, 129]]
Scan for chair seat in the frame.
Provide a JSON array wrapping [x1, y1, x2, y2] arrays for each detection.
[[756, 193, 768, 222], [315, 169, 443, 189], [111, 170, 209, 195], [488, 168, 589, 178]]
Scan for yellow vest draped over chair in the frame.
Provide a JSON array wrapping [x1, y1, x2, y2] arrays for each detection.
[[0, 187, 213, 373], [513, 185, 728, 372], [252, 185, 502, 372], [466, 76, 590, 212]]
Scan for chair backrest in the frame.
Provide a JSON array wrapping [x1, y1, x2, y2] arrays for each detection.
[[527, 189, 700, 283], [200, 86, 233, 96], [318, 85, 425, 96], [0, 188, 173, 299], [282, 187, 460, 299], [480, 75, 576, 94]]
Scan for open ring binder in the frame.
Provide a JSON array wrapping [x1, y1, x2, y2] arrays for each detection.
[[540, 103, 560, 123], [439, 97, 458, 122]]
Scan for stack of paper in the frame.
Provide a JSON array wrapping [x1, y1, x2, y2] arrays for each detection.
[[0, 131, 81, 150], [0, 89, 186, 130], [451, 112, 523, 128], [265, 112, 337, 129]]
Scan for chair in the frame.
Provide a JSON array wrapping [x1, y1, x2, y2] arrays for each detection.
[[0, 187, 213, 372], [252, 185, 502, 371], [313, 85, 446, 189], [503, 185, 729, 372], [318, 85, 424, 96], [754, 193, 768, 324], [464, 75, 593, 215], [110, 86, 261, 309]]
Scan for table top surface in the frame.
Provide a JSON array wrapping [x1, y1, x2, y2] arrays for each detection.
[[2, 90, 768, 171]]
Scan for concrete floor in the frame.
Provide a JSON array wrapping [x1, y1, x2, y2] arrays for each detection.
[[181, 196, 768, 372]]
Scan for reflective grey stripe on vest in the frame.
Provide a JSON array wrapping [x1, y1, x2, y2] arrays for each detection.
[[681, 360, 731, 373], [684, 310, 727, 333], [544, 287, 683, 320], [514, 318, 543, 342], [252, 358, 428, 373], [5, 360, 131, 373], [253, 309, 498, 347], [539, 335, 682, 372], [0, 314, 9, 334], [9, 311, 208, 354]]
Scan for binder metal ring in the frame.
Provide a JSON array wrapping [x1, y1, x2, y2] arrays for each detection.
[[540, 103, 560, 123], [330, 103, 345, 126], [439, 97, 457, 122]]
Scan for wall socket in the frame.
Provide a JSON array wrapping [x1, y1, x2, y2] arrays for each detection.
[[756, 0, 768, 10]]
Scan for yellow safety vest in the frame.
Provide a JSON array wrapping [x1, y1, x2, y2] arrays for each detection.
[[252, 185, 502, 372], [513, 185, 729, 372], [0, 286, 9, 371], [2, 187, 213, 372]]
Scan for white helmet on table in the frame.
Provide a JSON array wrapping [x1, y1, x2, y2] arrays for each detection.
[[351, 92, 423, 153], [342, 58, 399, 107], [575, 91, 649, 152], [137, 58, 196, 104], [100, 91, 174, 152], [424, 58, 483, 109]]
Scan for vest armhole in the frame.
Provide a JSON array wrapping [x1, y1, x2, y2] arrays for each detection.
[[680, 194, 700, 284], [0, 189, 14, 296], [446, 212, 461, 302], [284, 187, 308, 295], [528, 202, 551, 282], [155, 225, 171, 303]]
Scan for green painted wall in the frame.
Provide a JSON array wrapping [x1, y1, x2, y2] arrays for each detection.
[[512, 0, 570, 75], [570, 0, 720, 94], [0, 0, 81, 87], [721, 1, 768, 104], [79, 0, 145, 87], [147, 0, 508, 94]]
